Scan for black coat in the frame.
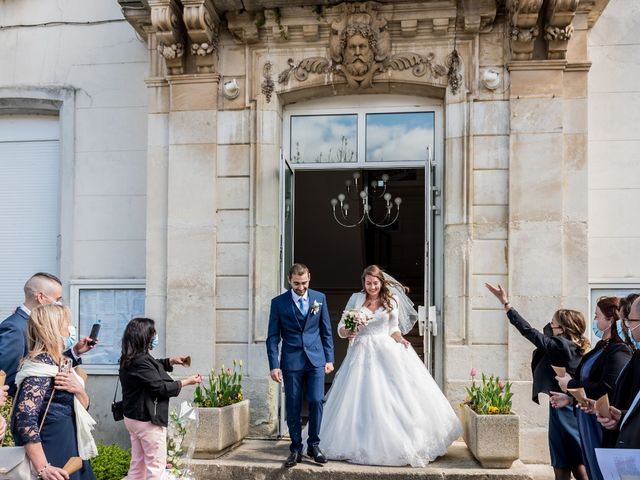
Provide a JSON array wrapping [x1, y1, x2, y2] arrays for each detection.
[[507, 308, 583, 404], [119, 354, 182, 426], [616, 391, 640, 449], [603, 349, 640, 447], [567, 339, 632, 401]]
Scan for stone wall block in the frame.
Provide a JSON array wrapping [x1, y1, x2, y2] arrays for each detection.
[[218, 144, 250, 177], [472, 100, 510, 135], [562, 222, 588, 298], [216, 310, 249, 343], [589, 237, 640, 279], [473, 135, 509, 170], [510, 133, 563, 222], [510, 98, 562, 134], [217, 243, 250, 276], [470, 309, 508, 344], [169, 110, 217, 145], [509, 223, 563, 296], [217, 177, 250, 209], [170, 81, 218, 111], [473, 170, 508, 206], [509, 70, 563, 98], [471, 239, 508, 275], [216, 276, 250, 309], [563, 98, 588, 134], [444, 137, 465, 226], [218, 109, 251, 144], [470, 274, 508, 309], [218, 210, 250, 243], [257, 109, 281, 146], [473, 205, 508, 240]]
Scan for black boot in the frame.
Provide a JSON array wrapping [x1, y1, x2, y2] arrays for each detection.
[[285, 451, 302, 468], [306, 445, 328, 464]]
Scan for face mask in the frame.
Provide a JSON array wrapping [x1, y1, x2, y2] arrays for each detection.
[[627, 323, 640, 349], [592, 318, 611, 339], [150, 334, 159, 350], [615, 319, 626, 339], [62, 325, 77, 351]]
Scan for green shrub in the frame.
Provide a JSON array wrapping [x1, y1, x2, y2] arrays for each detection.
[[1, 396, 15, 446], [90, 443, 131, 480]]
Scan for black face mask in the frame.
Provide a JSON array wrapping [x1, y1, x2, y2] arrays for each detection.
[[543, 323, 553, 336]]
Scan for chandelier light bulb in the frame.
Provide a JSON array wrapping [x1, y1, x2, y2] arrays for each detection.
[[352, 172, 361, 180], [338, 193, 346, 202], [381, 173, 389, 182], [343, 203, 350, 211], [330, 198, 338, 206], [383, 193, 392, 202], [345, 179, 352, 187], [394, 197, 402, 205], [359, 190, 367, 199]]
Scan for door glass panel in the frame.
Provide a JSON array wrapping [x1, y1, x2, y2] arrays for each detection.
[[290, 114, 357, 164], [365, 112, 434, 162]]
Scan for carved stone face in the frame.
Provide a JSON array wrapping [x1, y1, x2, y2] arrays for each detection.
[[344, 33, 373, 77]]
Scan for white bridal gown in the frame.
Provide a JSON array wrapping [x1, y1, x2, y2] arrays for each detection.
[[319, 292, 462, 467]]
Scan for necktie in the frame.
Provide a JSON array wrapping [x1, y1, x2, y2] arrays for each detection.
[[298, 297, 307, 316]]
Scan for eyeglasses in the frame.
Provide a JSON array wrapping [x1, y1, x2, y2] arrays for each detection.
[[624, 318, 640, 328], [551, 324, 563, 331]]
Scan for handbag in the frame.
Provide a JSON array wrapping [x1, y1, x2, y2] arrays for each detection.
[[0, 385, 55, 480], [111, 378, 124, 422]]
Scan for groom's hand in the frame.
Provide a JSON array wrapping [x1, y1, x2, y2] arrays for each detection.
[[324, 363, 334, 374], [270, 368, 283, 383]]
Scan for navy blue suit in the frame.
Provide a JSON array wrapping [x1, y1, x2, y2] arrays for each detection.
[[266, 288, 334, 453], [0, 307, 30, 396]]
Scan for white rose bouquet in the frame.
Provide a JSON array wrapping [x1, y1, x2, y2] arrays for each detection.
[[341, 309, 372, 338]]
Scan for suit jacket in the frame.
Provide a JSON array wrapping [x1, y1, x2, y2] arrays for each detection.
[[119, 354, 182, 427], [266, 288, 334, 371], [507, 308, 584, 404], [567, 339, 632, 400], [0, 307, 30, 396], [616, 386, 640, 449], [604, 349, 640, 447]]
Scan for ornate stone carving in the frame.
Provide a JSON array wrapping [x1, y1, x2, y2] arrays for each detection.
[[544, 0, 579, 59], [462, 0, 497, 33], [149, 0, 186, 74], [261, 61, 275, 103], [276, 2, 456, 91], [507, 0, 544, 60], [183, 0, 220, 73]]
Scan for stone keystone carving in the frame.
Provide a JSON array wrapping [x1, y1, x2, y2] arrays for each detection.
[[544, 0, 579, 59], [149, 0, 186, 75], [507, 0, 544, 60], [277, 2, 458, 92]]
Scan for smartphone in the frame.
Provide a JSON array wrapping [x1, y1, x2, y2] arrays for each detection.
[[88, 323, 101, 345], [59, 357, 72, 374]]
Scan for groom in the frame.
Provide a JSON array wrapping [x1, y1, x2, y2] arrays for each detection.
[[266, 263, 334, 467]]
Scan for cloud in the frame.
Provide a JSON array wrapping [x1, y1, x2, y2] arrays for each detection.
[[291, 115, 357, 163]]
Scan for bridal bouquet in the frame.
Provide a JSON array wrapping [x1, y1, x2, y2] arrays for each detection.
[[341, 309, 371, 333]]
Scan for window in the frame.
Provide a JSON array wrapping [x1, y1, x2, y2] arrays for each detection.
[[0, 115, 60, 318], [366, 112, 434, 162], [290, 114, 357, 164], [71, 281, 145, 371], [589, 284, 640, 343]]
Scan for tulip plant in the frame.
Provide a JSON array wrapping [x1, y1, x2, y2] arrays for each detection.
[[464, 369, 513, 415], [193, 360, 244, 408]]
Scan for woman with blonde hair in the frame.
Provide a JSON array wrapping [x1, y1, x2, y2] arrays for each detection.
[[11, 304, 96, 480], [316, 265, 462, 466], [485, 283, 589, 480]]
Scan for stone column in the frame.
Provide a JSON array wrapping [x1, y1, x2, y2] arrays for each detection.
[[165, 74, 220, 370]]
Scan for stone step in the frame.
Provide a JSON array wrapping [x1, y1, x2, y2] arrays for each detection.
[[187, 440, 554, 479]]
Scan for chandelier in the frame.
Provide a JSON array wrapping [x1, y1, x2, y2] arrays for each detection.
[[330, 172, 402, 228]]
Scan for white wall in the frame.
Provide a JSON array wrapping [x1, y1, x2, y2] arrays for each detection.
[[588, 0, 640, 282], [0, 0, 149, 444]]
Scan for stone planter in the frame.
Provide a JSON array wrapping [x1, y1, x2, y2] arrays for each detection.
[[460, 403, 520, 468], [188, 400, 250, 459]]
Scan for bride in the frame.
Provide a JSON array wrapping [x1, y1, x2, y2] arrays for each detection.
[[318, 265, 462, 467]]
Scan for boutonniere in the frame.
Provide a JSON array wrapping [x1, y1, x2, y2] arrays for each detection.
[[311, 300, 322, 315]]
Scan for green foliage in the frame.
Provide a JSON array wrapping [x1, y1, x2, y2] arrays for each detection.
[[1, 396, 15, 446], [193, 360, 244, 408], [464, 372, 513, 415], [90, 443, 131, 480]]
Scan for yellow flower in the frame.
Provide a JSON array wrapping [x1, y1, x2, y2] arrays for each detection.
[[488, 406, 499, 414]]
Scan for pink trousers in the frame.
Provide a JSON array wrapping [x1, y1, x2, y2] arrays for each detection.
[[124, 416, 167, 480]]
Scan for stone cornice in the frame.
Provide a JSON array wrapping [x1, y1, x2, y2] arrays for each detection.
[[507, 59, 567, 71]]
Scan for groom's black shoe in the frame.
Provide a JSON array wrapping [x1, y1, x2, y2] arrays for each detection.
[[285, 451, 302, 468], [307, 446, 328, 464]]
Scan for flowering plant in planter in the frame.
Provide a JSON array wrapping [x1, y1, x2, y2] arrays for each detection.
[[464, 368, 513, 415], [193, 360, 244, 408]]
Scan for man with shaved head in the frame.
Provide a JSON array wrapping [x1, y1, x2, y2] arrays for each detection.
[[0, 273, 93, 396]]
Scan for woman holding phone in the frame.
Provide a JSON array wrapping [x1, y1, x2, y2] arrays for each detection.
[[119, 317, 202, 480], [485, 283, 589, 480], [11, 304, 97, 480]]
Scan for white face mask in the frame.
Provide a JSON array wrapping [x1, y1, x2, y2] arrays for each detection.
[[62, 325, 77, 351]]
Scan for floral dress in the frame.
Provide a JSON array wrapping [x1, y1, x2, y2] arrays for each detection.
[[12, 353, 96, 480]]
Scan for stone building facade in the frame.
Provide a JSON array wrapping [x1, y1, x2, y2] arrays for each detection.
[[1, 0, 639, 464]]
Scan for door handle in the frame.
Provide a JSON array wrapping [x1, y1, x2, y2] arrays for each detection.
[[428, 305, 438, 336]]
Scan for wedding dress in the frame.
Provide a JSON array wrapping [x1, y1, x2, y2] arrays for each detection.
[[318, 292, 462, 467]]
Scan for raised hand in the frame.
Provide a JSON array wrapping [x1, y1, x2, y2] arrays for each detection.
[[484, 283, 508, 305], [73, 336, 98, 355]]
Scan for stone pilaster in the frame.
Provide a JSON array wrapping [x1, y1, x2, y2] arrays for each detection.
[[165, 74, 220, 370]]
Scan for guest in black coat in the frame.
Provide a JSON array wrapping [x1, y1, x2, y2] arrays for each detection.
[[555, 296, 632, 480], [597, 295, 640, 449], [119, 318, 202, 480], [485, 283, 589, 480]]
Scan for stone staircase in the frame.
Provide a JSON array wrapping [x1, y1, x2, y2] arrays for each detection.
[[186, 440, 555, 479]]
